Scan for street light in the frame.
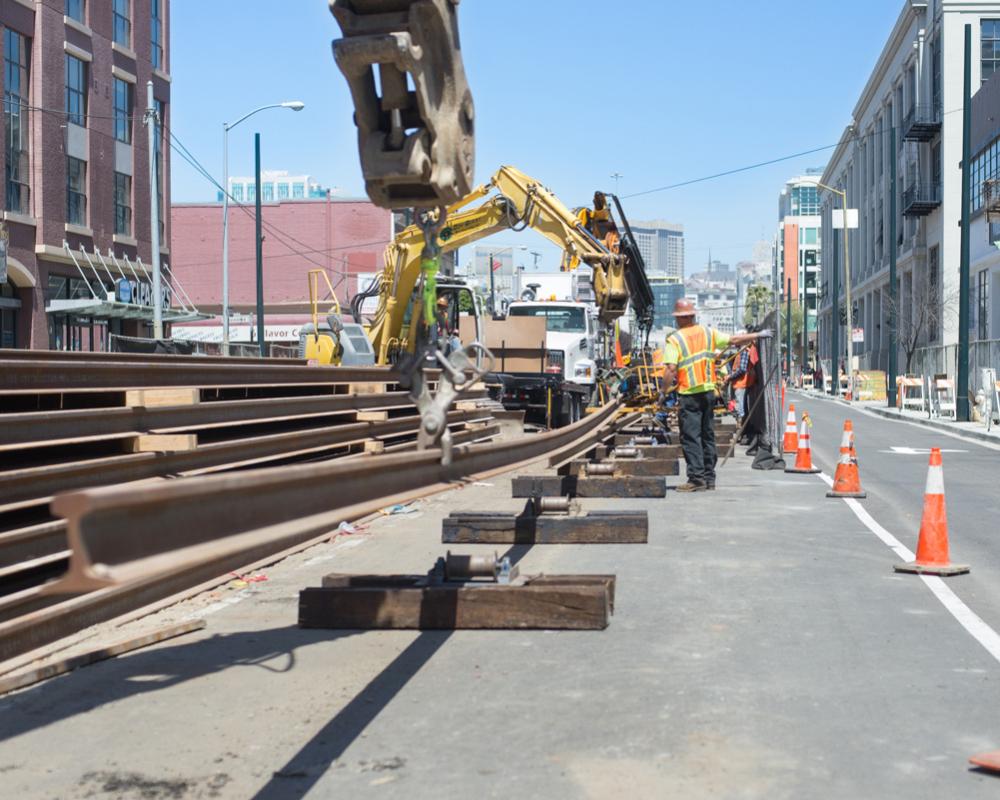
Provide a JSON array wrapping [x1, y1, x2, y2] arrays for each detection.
[[486, 245, 526, 315], [221, 100, 305, 354], [804, 178, 856, 399]]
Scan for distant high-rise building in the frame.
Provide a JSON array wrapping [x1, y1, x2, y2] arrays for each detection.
[[648, 278, 685, 331], [776, 175, 823, 360], [221, 170, 330, 203], [630, 220, 684, 280]]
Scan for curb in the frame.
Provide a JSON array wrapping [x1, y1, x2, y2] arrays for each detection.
[[791, 389, 1000, 446]]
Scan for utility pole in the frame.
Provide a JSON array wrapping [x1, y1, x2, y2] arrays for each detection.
[[145, 80, 163, 340], [611, 172, 622, 194], [888, 123, 898, 407], [254, 132, 265, 357], [843, 194, 853, 400], [488, 252, 496, 317], [786, 278, 792, 378], [831, 221, 840, 396], [957, 23, 972, 421]]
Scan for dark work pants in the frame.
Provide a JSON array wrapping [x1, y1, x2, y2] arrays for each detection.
[[679, 391, 717, 485]]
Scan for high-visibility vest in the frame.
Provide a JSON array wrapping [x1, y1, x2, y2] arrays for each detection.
[[668, 324, 717, 392], [733, 346, 757, 390]]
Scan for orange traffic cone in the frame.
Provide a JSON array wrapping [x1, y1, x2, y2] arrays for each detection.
[[785, 415, 820, 473], [969, 750, 1000, 773], [782, 403, 798, 453], [894, 448, 969, 576], [826, 420, 867, 498]]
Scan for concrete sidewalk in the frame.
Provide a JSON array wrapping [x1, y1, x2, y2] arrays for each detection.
[[798, 388, 1000, 446], [1, 447, 999, 798]]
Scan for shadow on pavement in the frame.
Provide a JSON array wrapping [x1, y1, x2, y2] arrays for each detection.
[[0, 625, 357, 743]]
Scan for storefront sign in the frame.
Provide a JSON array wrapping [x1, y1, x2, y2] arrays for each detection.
[[115, 277, 171, 310]]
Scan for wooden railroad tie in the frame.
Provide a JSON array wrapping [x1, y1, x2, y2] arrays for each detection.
[[299, 554, 615, 630], [442, 505, 647, 544], [511, 474, 666, 498], [124, 433, 198, 453], [125, 388, 200, 408]]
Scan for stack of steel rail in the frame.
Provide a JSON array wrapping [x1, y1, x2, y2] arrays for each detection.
[[0, 349, 502, 662]]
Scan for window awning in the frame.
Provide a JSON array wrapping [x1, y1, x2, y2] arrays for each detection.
[[46, 297, 211, 323]]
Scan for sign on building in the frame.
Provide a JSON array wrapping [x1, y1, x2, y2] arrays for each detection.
[[832, 209, 859, 230], [852, 327, 864, 343]]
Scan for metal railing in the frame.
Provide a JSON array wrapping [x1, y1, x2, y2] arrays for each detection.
[[902, 182, 942, 213]]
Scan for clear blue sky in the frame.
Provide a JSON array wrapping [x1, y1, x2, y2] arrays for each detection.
[[170, 1, 902, 277]]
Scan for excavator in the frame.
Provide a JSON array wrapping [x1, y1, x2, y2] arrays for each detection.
[[304, 165, 653, 368]]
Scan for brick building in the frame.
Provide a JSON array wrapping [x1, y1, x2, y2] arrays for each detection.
[[169, 197, 392, 344], [0, 0, 172, 350]]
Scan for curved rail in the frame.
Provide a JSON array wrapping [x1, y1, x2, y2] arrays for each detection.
[[0, 402, 633, 663]]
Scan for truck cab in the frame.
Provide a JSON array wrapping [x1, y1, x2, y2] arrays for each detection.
[[505, 301, 598, 387]]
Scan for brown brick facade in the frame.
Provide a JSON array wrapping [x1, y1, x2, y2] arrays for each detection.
[[0, 0, 170, 349]]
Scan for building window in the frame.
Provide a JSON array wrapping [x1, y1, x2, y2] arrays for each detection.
[[66, 156, 87, 225], [983, 20, 1000, 84], [978, 269, 990, 340], [114, 172, 131, 235], [246, 183, 256, 202], [65, 54, 86, 126], [113, 0, 131, 47], [971, 136, 1000, 214], [66, 0, 84, 22], [262, 183, 274, 201], [277, 182, 290, 199], [4, 30, 30, 216], [932, 37, 942, 112], [292, 182, 305, 199], [151, 0, 164, 69], [113, 77, 131, 143], [232, 183, 243, 202]]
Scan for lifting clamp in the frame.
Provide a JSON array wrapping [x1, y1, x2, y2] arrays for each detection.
[[329, 0, 475, 209]]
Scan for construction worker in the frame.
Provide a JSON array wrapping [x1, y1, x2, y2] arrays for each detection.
[[662, 299, 765, 491]]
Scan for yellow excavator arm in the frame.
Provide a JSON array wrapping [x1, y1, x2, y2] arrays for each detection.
[[366, 165, 629, 363]]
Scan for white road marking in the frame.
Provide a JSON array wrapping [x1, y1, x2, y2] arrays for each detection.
[[817, 471, 1000, 665], [879, 446, 968, 455]]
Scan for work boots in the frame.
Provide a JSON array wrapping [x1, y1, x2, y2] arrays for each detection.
[[676, 480, 707, 493]]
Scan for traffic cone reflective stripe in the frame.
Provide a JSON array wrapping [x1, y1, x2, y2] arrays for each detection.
[[782, 403, 798, 453], [894, 448, 969, 576], [827, 419, 866, 498], [785, 415, 820, 473]]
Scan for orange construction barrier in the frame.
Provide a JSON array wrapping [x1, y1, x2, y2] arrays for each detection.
[[894, 448, 969, 576], [785, 414, 820, 474], [782, 403, 798, 453], [826, 420, 867, 498]]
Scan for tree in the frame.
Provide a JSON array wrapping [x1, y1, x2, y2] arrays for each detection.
[[884, 280, 959, 375], [743, 284, 773, 328]]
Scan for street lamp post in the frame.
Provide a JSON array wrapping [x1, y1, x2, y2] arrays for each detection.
[[485, 245, 526, 316], [221, 100, 304, 355]]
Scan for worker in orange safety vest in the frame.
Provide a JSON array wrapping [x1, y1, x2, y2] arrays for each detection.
[[662, 300, 765, 491]]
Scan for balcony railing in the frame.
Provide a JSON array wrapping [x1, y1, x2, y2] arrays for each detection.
[[902, 104, 942, 142], [902, 182, 941, 217]]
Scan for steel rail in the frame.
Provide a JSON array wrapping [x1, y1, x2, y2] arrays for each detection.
[[0, 408, 491, 506], [0, 422, 500, 606], [0, 360, 398, 392], [0, 402, 626, 661], [0, 348, 306, 366], [0, 391, 421, 449]]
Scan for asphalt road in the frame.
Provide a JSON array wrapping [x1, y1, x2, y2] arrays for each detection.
[[791, 391, 1000, 636], [2, 423, 1000, 798]]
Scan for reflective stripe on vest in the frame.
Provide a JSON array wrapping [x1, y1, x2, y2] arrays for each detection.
[[669, 325, 714, 391]]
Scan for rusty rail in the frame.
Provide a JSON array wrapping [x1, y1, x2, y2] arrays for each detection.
[[0, 359, 397, 392], [0, 402, 631, 661]]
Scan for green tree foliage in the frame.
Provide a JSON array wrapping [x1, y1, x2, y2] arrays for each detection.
[[742, 284, 773, 327]]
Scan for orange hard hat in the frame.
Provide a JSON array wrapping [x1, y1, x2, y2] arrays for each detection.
[[673, 298, 696, 317]]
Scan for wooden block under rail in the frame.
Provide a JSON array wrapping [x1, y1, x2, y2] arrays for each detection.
[[348, 382, 387, 395], [511, 475, 666, 498], [560, 458, 680, 478], [125, 388, 200, 408], [442, 510, 647, 544], [299, 573, 615, 630], [363, 439, 385, 455], [357, 410, 389, 422], [125, 434, 198, 453]]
